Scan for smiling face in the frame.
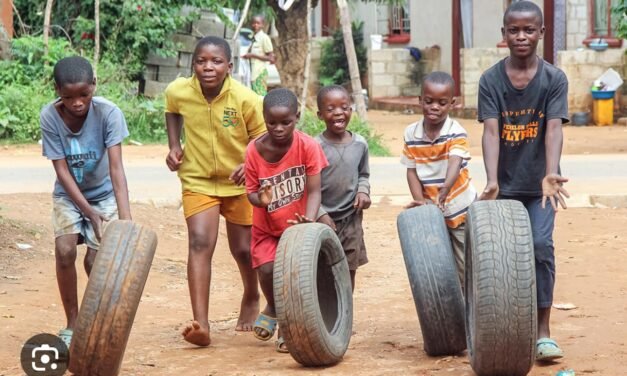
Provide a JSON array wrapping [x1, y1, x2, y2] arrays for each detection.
[[264, 106, 299, 146], [502, 10, 544, 59], [420, 81, 455, 127], [317, 89, 352, 138], [55, 81, 95, 118], [192, 43, 232, 93]]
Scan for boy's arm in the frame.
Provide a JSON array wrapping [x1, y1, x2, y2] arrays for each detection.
[[52, 159, 107, 240], [247, 181, 273, 208], [437, 156, 463, 210], [406, 168, 426, 208], [108, 144, 131, 220], [543, 119, 569, 210], [480, 118, 500, 200], [165, 113, 184, 171], [354, 144, 371, 210]]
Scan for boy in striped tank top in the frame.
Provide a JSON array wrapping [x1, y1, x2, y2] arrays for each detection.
[[400, 71, 477, 285]]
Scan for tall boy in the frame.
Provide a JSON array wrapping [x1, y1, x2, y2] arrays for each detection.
[[401, 72, 477, 284], [40, 56, 131, 347], [478, 1, 570, 361], [315, 85, 371, 289], [245, 88, 328, 353]]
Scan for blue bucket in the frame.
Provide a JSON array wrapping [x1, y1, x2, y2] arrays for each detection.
[[591, 90, 615, 100]]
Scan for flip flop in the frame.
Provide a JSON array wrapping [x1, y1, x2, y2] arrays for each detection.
[[253, 313, 277, 341], [276, 336, 289, 353], [58, 328, 73, 349], [536, 337, 564, 361]]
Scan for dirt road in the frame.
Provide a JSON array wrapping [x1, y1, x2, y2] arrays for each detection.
[[1, 111, 626, 375]]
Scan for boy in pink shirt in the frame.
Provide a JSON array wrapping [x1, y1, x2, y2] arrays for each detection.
[[245, 88, 328, 353]]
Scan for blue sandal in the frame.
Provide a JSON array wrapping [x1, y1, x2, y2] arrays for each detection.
[[536, 337, 564, 361], [253, 313, 277, 341], [58, 328, 73, 349]]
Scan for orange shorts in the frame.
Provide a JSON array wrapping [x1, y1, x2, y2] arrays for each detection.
[[182, 192, 252, 225]]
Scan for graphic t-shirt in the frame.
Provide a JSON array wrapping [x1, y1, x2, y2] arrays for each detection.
[[245, 130, 328, 237], [478, 58, 569, 196], [40, 97, 129, 201]]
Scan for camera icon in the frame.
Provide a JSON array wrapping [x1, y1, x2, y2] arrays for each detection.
[[31, 344, 59, 372], [20, 334, 68, 376]]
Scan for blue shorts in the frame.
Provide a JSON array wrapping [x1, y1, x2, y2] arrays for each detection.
[[52, 195, 118, 251], [500, 195, 555, 309]]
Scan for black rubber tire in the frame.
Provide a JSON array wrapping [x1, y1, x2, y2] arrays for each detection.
[[273, 223, 353, 367], [69, 220, 158, 376], [465, 200, 537, 376], [396, 205, 466, 356]]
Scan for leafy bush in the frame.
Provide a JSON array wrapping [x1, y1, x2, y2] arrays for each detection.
[[318, 21, 368, 87], [298, 111, 389, 156], [0, 37, 167, 144]]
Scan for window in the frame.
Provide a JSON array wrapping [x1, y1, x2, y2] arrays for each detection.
[[584, 0, 623, 48], [387, 4, 410, 44]]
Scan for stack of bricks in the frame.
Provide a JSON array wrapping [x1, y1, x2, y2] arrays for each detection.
[[142, 8, 236, 98], [368, 47, 439, 99], [557, 49, 626, 113], [460, 47, 509, 109]]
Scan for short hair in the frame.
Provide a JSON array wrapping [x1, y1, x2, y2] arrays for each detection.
[[263, 88, 299, 114], [194, 36, 232, 61], [252, 14, 265, 23], [503, 0, 543, 26], [316, 85, 350, 109], [422, 71, 455, 94], [53, 56, 94, 87]]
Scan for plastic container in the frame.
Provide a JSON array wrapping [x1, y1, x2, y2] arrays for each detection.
[[592, 90, 615, 126], [571, 112, 589, 126]]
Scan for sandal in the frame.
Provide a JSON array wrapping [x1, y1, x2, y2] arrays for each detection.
[[276, 336, 289, 353], [536, 337, 564, 361], [253, 313, 277, 341], [58, 328, 73, 349]]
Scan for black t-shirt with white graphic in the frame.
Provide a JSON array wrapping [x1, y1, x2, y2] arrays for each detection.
[[478, 58, 569, 196]]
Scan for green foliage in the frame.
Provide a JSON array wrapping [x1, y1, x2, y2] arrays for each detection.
[[12, 0, 228, 79], [298, 111, 389, 156], [0, 37, 167, 144], [613, 2, 627, 42], [319, 21, 368, 87]]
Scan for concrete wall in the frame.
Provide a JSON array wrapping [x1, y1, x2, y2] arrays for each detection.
[[557, 49, 626, 113], [460, 48, 509, 109], [368, 47, 440, 98], [411, 0, 452, 73], [566, 0, 588, 49], [472, 0, 506, 48]]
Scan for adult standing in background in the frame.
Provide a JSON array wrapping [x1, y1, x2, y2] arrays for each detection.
[[243, 15, 275, 96]]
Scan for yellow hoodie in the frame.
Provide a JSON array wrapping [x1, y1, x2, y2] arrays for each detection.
[[165, 75, 266, 196]]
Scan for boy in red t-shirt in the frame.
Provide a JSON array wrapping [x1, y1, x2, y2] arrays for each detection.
[[245, 88, 328, 353]]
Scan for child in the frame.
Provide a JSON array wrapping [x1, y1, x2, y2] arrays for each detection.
[[40, 56, 131, 348], [245, 88, 328, 353], [242, 14, 275, 96], [315, 85, 370, 290], [478, 1, 570, 361], [400, 71, 477, 285], [164, 36, 265, 346]]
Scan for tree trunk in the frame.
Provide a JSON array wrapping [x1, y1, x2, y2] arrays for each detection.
[[43, 0, 54, 57], [337, 0, 367, 120], [94, 0, 100, 77], [300, 0, 312, 115], [270, 0, 311, 96]]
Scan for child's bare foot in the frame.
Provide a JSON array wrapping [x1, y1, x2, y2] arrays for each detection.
[[235, 294, 260, 331], [182, 320, 210, 346]]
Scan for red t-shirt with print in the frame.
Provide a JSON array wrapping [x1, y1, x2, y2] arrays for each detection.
[[245, 130, 328, 267]]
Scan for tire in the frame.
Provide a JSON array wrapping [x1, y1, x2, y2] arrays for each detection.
[[273, 223, 352, 367], [396, 205, 466, 356], [69, 220, 158, 376], [465, 200, 537, 376]]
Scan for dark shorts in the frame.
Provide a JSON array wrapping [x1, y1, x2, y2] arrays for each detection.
[[334, 210, 368, 271], [500, 195, 556, 309]]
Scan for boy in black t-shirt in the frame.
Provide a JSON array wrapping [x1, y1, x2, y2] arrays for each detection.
[[477, 1, 570, 362]]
